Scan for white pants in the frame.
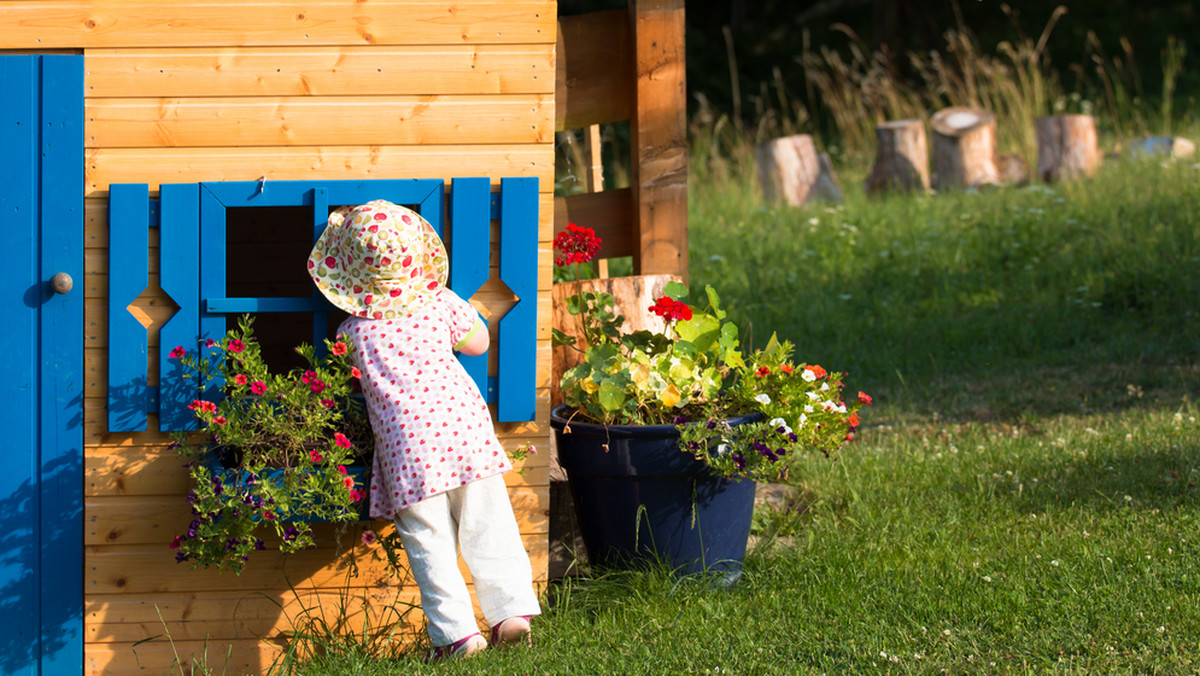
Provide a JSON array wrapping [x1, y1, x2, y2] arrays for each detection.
[[393, 474, 541, 646]]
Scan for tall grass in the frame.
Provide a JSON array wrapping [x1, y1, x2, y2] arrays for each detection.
[[693, 5, 1188, 182]]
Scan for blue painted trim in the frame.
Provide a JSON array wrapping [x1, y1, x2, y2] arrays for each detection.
[[198, 185, 227, 401], [36, 54, 84, 675], [310, 188, 330, 355], [207, 297, 334, 313], [496, 177, 538, 421], [449, 178, 492, 398], [107, 183, 150, 432], [159, 184, 201, 431], [0, 55, 42, 672]]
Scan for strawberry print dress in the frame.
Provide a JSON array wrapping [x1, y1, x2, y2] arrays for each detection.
[[340, 288, 510, 519]]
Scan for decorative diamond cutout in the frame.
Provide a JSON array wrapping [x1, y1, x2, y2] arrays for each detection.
[[125, 282, 180, 331]]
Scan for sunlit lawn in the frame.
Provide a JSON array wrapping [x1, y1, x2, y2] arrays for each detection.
[[279, 154, 1200, 674]]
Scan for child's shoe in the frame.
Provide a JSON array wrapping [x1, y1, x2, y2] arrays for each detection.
[[427, 632, 487, 661], [490, 616, 532, 647]]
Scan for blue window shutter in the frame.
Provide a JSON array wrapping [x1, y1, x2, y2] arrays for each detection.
[[107, 183, 151, 431], [496, 177, 538, 422], [158, 184, 201, 431], [449, 177, 492, 398]]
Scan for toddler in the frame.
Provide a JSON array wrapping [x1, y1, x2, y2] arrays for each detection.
[[308, 199, 540, 659]]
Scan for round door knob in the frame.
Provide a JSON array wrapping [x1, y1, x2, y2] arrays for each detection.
[[51, 272, 73, 295]]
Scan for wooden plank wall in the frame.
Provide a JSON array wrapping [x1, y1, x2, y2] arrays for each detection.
[[0, 1, 555, 673]]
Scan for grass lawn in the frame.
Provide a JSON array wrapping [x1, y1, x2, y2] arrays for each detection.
[[282, 154, 1199, 674]]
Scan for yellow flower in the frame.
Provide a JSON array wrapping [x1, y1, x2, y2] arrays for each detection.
[[631, 362, 651, 387], [581, 377, 599, 394], [660, 383, 681, 408]]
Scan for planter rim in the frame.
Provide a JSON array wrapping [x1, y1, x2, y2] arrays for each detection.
[[550, 403, 762, 439]]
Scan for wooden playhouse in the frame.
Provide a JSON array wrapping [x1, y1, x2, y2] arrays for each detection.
[[0, 0, 685, 673]]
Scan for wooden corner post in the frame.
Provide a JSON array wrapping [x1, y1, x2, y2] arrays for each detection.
[[630, 0, 688, 282]]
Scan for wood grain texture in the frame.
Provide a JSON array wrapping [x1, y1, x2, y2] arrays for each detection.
[[86, 145, 553, 195], [86, 487, 548, 545], [86, 532, 547, 595], [554, 9, 632, 130], [0, 1, 555, 49], [629, 0, 688, 280], [85, 45, 554, 97], [86, 95, 553, 148]]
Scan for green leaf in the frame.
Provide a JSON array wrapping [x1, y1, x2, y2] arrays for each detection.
[[663, 280, 689, 300], [762, 332, 782, 358], [551, 328, 578, 348], [674, 313, 721, 355], [705, 285, 726, 319], [597, 379, 627, 413]]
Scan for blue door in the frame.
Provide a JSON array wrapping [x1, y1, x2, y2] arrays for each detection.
[[0, 55, 84, 674]]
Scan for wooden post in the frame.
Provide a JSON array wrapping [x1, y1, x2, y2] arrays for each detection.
[[931, 107, 1000, 191], [630, 0, 688, 282], [583, 124, 611, 278], [755, 134, 841, 206], [864, 119, 929, 195], [1036, 114, 1100, 182]]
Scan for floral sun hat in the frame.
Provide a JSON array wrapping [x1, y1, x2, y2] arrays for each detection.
[[308, 200, 449, 319]]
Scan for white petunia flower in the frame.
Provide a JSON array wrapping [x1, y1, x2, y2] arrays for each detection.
[[768, 417, 792, 434], [754, 393, 771, 405], [806, 391, 820, 401], [820, 382, 830, 391], [804, 404, 814, 413], [801, 370, 816, 382], [797, 414, 807, 427]]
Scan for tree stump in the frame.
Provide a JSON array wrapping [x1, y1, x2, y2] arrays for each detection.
[[755, 134, 842, 206], [864, 119, 930, 195], [1036, 114, 1100, 182], [996, 152, 1030, 187], [930, 107, 1000, 191]]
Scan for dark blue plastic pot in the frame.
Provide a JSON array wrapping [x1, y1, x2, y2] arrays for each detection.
[[551, 405, 760, 577]]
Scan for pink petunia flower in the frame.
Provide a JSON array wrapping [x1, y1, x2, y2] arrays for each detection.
[[361, 530, 377, 545], [342, 476, 355, 489], [227, 339, 245, 353], [309, 449, 323, 463], [331, 342, 348, 356], [334, 433, 351, 449], [350, 367, 362, 379], [250, 381, 267, 395], [234, 374, 248, 385], [169, 346, 187, 360]]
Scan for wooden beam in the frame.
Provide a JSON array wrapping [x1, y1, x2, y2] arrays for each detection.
[[0, 1, 556, 49], [629, 0, 688, 281], [554, 9, 633, 131]]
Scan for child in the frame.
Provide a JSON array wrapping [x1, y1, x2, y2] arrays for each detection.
[[308, 199, 540, 659]]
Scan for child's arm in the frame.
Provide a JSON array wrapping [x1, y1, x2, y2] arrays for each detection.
[[456, 319, 489, 356]]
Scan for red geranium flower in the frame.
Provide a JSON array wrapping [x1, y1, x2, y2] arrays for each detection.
[[857, 391, 873, 406], [780, 364, 794, 374], [553, 223, 603, 267], [755, 366, 771, 377], [350, 367, 362, 379], [648, 296, 693, 322]]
